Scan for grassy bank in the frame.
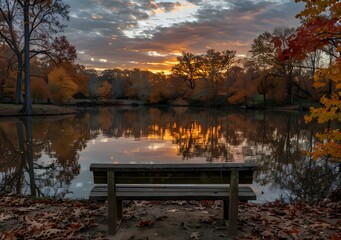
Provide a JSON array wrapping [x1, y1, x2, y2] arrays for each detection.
[[0, 104, 76, 117]]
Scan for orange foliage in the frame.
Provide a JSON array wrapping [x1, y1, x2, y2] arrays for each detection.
[[31, 78, 48, 101], [291, 0, 341, 162], [48, 65, 78, 103], [97, 81, 112, 98]]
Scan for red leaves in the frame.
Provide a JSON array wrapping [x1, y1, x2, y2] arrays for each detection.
[[138, 220, 154, 227], [272, 36, 282, 49], [0, 195, 103, 239], [238, 201, 341, 239], [332, 233, 341, 240]]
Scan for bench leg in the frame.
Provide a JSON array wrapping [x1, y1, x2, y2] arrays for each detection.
[[223, 200, 229, 220], [117, 200, 123, 221], [228, 170, 239, 237], [107, 171, 117, 235]]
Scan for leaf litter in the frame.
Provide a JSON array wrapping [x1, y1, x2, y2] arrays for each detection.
[[0, 194, 340, 239]]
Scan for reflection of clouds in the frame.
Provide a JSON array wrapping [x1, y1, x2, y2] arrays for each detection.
[[148, 143, 165, 150], [100, 138, 108, 143]]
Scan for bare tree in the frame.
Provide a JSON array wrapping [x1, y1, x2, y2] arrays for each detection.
[[0, 0, 70, 113]]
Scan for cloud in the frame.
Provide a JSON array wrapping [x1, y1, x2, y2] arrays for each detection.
[[63, 0, 304, 72]]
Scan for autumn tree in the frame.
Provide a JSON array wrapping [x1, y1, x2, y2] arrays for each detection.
[[51, 36, 77, 64], [125, 69, 151, 101], [97, 69, 126, 99], [249, 27, 299, 104], [172, 50, 236, 105], [31, 77, 48, 102], [0, 41, 15, 100], [228, 65, 256, 105], [199, 49, 236, 105], [149, 73, 174, 103], [48, 65, 78, 103], [277, 0, 340, 161], [97, 81, 112, 99], [0, 0, 70, 113], [172, 52, 201, 90]]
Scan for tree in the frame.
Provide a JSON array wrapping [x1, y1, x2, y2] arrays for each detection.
[[0, 0, 25, 104], [97, 81, 112, 99], [278, 0, 340, 161], [31, 77, 48, 102], [149, 73, 174, 103], [249, 27, 298, 104], [51, 35, 77, 64], [48, 65, 78, 103], [125, 69, 151, 101], [0, 0, 70, 113], [198, 49, 236, 105], [172, 50, 236, 105], [172, 52, 201, 90], [21, 0, 32, 114]]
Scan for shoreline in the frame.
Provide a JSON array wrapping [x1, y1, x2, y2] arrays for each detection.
[[0, 104, 76, 117], [0, 102, 311, 118]]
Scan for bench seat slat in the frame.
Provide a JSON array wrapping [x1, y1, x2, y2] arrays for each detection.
[[89, 185, 256, 201], [90, 163, 258, 172]]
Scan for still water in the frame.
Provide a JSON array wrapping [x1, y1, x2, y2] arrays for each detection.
[[0, 107, 340, 202]]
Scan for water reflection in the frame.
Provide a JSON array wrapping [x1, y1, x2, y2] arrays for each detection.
[[0, 107, 339, 202], [0, 114, 89, 197]]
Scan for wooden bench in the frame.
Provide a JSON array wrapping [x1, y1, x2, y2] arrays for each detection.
[[89, 163, 257, 236]]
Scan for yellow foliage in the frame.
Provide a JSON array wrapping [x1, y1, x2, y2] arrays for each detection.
[[308, 142, 341, 162], [305, 64, 341, 161], [299, 0, 341, 162], [48, 66, 78, 103], [295, 0, 340, 20]]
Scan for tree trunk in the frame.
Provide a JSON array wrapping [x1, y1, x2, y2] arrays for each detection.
[[287, 68, 293, 105], [21, 1, 32, 115], [15, 55, 23, 104]]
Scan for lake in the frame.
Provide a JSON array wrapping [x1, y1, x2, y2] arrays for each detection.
[[0, 107, 340, 202]]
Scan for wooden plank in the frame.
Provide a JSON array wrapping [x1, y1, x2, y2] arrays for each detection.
[[93, 170, 255, 184], [103, 183, 250, 188], [90, 163, 258, 172], [89, 185, 256, 201], [228, 169, 239, 237]]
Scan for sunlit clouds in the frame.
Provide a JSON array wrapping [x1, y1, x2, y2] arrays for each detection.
[[63, 0, 304, 72]]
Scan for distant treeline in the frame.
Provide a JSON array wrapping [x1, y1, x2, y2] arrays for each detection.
[[0, 26, 334, 107]]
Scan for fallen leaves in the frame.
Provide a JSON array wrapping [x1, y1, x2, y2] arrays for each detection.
[[0, 213, 12, 222], [138, 220, 154, 227], [238, 200, 341, 239], [167, 208, 179, 213], [189, 231, 201, 239], [0, 196, 340, 239], [0, 194, 106, 239]]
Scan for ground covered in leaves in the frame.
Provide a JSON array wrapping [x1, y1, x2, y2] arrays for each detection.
[[0, 194, 340, 239]]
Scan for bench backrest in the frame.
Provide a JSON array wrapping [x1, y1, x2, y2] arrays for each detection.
[[90, 163, 257, 185]]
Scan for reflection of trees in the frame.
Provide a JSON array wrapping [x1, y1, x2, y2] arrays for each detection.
[[90, 107, 340, 200], [278, 158, 340, 202], [0, 114, 89, 197], [250, 113, 340, 202], [2, 107, 334, 201]]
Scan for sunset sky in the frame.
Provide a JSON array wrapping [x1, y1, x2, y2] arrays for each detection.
[[63, 0, 304, 73]]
